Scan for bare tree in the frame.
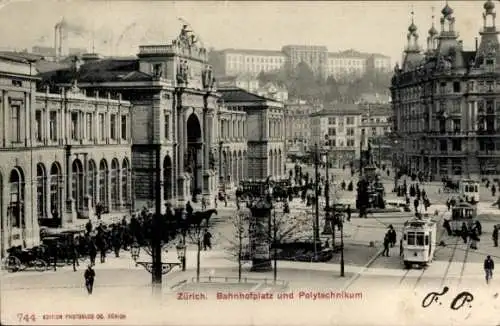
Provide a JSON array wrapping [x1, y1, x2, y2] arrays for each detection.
[[218, 209, 250, 282]]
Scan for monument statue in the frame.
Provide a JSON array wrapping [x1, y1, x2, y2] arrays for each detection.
[[177, 60, 190, 85]]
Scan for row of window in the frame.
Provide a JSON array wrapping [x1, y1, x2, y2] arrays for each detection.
[[31, 110, 129, 143], [327, 126, 357, 136], [219, 118, 247, 140], [327, 117, 356, 125], [325, 138, 356, 147]]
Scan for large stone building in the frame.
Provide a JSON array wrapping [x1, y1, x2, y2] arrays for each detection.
[[310, 104, 363, 168], [0, 53, 132, 256], [391, 0, 500, 179], [219, 88, 286, 180], [0, 26, 287, 256], [284, 100, 321, 155], [210, 47, 391, 79]]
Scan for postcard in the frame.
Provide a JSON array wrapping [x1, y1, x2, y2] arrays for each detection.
[[0, 1, 499, 325]]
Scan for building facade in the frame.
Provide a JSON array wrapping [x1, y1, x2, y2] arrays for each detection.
[[210, 47, 391, 79], [284, 100, 321, 154], [391, 0, 500, 179], [359, 104, 393, 165], [310, 104, 363, 168], [0, 54, 132, 257], [219, 88, 286, 180]]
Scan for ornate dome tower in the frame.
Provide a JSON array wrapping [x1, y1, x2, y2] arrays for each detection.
[[427, 7, 439, 53], [402, 9, 424, 71]]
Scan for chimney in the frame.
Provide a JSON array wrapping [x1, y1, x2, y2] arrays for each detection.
[[475, 37, 479, 51]]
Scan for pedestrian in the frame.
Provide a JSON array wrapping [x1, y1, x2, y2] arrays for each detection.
[[382, 233, 390, 257], [346, 204, 351, 221], [493, 185, 497, 197], [201, 197, 207, 210], [484, 255, 494, 284], [493, 225, 498, 247], [96, 233, 107, 263], [474, 220, 482, 236], [84, 265, 96, 295], [112, 230, 121, 258], [399, 238, 403, 257], [414, 198, 419, 212], [470, 229, 479, 250], [72, 236, 80, 272], [203, 229, 212, 250], [443, 219, 452, 236], [88, 240, 97, 266], [461, 222, 468, 244], [388, 225, 397, 247], [214, 195, 218, 209]]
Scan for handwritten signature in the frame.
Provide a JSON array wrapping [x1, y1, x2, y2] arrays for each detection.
[[421, 287, 474, 311]]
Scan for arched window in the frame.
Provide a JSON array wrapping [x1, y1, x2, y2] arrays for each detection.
[[36, 163, 47, 219], [111, 159, 120, 210], [99, 159, 108, 208], [72, 159, 84, 211], [88, 160, 97, 208], [122, 158, 130, 204], [50, 163, 62, 218], [9, 168, 25, 228]]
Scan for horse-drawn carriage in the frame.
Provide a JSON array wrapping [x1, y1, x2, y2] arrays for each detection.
[[2, 245, 49, 272]]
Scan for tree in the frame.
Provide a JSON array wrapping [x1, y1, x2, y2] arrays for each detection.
[[323, 75, 341, 104], [220, 210, 250, 282]]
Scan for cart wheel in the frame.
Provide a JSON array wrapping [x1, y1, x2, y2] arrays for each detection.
[[3, 256, 21, 272], [34, 259, 48, 272]]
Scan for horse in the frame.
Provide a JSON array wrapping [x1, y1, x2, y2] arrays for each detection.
[[187, 209, 218, 228]]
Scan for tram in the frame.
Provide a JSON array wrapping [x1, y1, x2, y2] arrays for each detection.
[[447, 201, 477, 235], [459, 179, 480, 203], [401, 218, 437, 269]]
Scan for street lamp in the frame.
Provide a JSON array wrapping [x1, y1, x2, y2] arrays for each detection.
[[324, 134, 330, 211], [176, 242, 186, 271], [339, 218, 345, 277]]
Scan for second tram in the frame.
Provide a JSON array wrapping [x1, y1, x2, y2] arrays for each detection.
[[402, 218, 437, 269]]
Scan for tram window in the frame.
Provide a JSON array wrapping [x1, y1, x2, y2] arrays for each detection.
[[474, 185, 478, 192], [464, 185, 469, 192], [407, 232, 415, 245], [425, 235, 429, 245], [416, 233, 425, 246]]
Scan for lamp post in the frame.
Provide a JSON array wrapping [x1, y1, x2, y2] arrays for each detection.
[[324, 134, 330, 211], [313, 143, 320, 258], [340, 218, 345, 277], [219, 141, 224, 186], [176, 242, 186, 271]]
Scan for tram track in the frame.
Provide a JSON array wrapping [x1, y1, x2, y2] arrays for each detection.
[[457, 242, 471, 288], [440, 237, 460, 288]]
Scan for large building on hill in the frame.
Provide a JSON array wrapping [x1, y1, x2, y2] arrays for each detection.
[[210, 46, 391, 80], [391, 0, 500, 180]]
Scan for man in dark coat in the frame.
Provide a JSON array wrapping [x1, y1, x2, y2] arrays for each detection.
[[88, 239, 97, 266], [484, 255, 494, 284], [203, 229, 212, 251], [461, 223, 468, 244], [493, 225, 499, 247], [84, 265, 96, 295], [382, 233, 390, 257], [346, 205, 352, 222], [388, 225, 397, 247]]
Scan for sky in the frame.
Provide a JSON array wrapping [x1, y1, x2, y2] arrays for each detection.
[[0, 0, 493, 66]]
